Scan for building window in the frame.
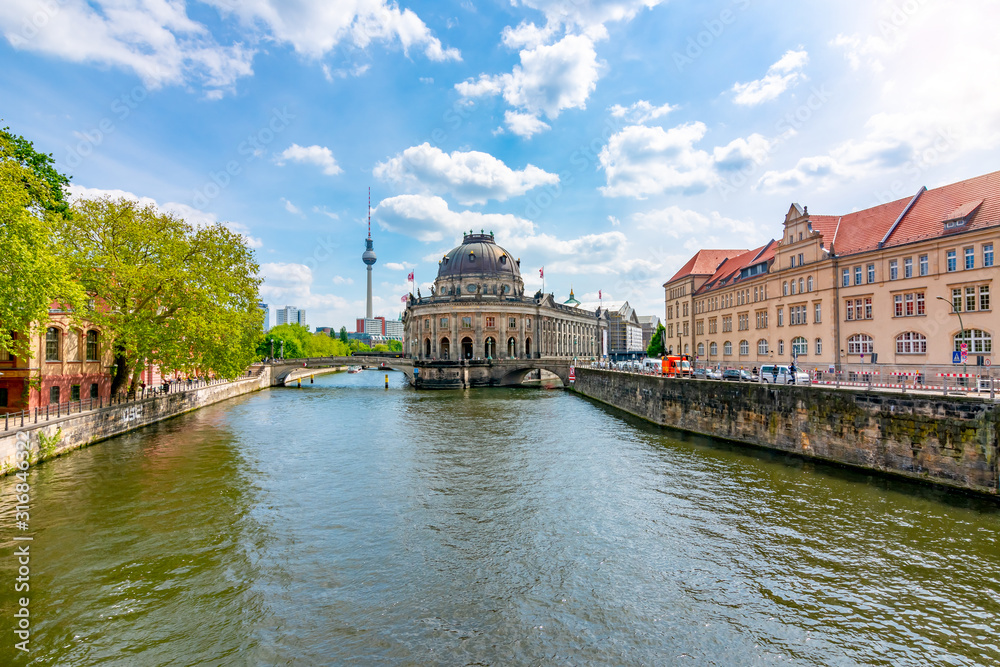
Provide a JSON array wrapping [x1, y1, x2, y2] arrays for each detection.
[[807, 276, 813, 292], [756, 311, 768, 329], [842, 269, 849, 287], [49, 386, 60, 404], [814, 302, 822, 323], [722, 316, 732, 333], [758, 339, 769, 355], [485, 316, 495, 328], [440, 317, 449, 327], [0, 387, 7, 407], [894, 292, 925, 317], [777, 308, 784, 326], [965, 247, 975, 270], [86, 330, 99, 361], [668, 324, 673, 338], [954, 329, 992, 354], [966, 286, 977, 312], [783, 281, 789, 296], [985, 244, 995, 268], [847, 334, 874, 355], [90, 383, 99, 399], [508, 317, 517, 329], [667, 306, 673, 319], [919, 255, 928, 276], [790, 281, 796, 295], [462, 317, 472, 328], [46, 327, 60, 361], [790, 256, 796, 268], [778, 339, 785, 355], [867, 264, 875, 283], [723, 341, 732, 355], [738, 314, 749, 331], [683, 322, 689, 336], [798, 278, 804, 294], [791, 336, 807, 357], [889, 259, 898, 280], [854, 266, 862, 285], [947, 250, 957, 272], [739, 340, 749, 356], [710, 342, 718, 356], [980, 285, 991, 311], [815, 338, 822, 355], [526, 318, 531, 328], [71, 385, 81, 402], [789, 305, 807, 325], [697, 343, 705, 356], [904, 257, 913, 279], [865, 297, 873, 320], [896, 332, 927, 354], [0, 348, 9, 362], [952, 287, 963, 312]]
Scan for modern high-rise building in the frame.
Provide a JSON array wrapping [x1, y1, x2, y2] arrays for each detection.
[[276, 306, 306, 328], [259, 302, 269, 331]]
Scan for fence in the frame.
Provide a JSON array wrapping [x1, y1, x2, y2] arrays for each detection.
[[1, 369, 262, 432]]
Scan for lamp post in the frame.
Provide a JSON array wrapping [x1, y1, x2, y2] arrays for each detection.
[[936, 296, 966, 376]]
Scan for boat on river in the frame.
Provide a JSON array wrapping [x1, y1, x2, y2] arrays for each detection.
[[347, 365, 362, 373]]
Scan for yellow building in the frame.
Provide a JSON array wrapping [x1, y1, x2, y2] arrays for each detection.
[[664, 170, 998, 375]]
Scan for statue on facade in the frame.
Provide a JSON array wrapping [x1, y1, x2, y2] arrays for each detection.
[[417, 287, 422, 300]]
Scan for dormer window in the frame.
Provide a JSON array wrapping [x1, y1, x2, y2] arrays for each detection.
[[499, 254, 507, 264]]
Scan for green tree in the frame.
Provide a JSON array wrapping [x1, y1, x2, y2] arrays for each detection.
[[373, 343, 390, 352], [646, 323, 667, 358], [348, 339, 370, 353], [339, 326, 348, 345], [0, 126, 71, 215], [258, 327, 305, 359], [61, 196, 262, 394], [387, 339, 402, 352], [0, 130, 81, 359]]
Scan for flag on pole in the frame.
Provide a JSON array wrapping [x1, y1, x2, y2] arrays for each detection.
[[539, 267, 544, 278], [407, 271, 414, 281], [400, 294, 408, 303], [599, 290, 602, 299]]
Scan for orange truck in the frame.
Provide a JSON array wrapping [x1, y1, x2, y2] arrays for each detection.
[[662, 355, 692, 378]]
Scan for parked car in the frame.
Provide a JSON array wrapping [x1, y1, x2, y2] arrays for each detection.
[[707, 368, 723, 380], [692, 368, 707, 379], [759, 364, 811, 385], [722, 369, 754, 381]]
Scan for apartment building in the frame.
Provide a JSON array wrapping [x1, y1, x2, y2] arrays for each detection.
[[663, 170, 998, 372]]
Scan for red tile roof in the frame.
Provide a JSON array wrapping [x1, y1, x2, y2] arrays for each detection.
[[696, 241, 775, 294], [665, 248, 747, 285]]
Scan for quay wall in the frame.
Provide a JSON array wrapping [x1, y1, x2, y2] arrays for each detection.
[[0, 368, 273, 475], [573, 368, 999, 496]]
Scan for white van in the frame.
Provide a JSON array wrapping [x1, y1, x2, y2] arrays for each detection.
[[759, 364, 811, 385], [641, 357, 663, 373]]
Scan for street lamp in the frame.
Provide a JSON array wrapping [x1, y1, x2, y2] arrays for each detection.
[[936, 295, 966, 376]]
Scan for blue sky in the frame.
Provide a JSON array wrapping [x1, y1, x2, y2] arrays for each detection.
[[3, 0, 998, 329]]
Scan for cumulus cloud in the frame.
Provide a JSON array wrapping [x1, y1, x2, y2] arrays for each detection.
[[275, 144, 342, 176], [599, 122, 717, 198], [204, 0, 459, 62], [456, 33, 602, 137], [731, 49, 808, 106], [632, 206, 759, 241], [712, 134, 773, 172], [373, 143, 559, 205], [510, 0, 665, 35], [0, 0, 254, 95], [372, 194, 536, 244], [67, 184, 263, 248], [609, 100, 675, 124], [332, 275, 354, 285]]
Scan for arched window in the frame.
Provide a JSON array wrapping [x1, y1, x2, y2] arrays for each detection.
[[697, 342, 705, 356], [847, 334, 874, 355], [896, 332, 927, 354], [525, 337, 532, 357], [778, 339, 785, 355], [46, 327, 60, 361], [739, 340, 749, 355], [798, 278, 804, 294], [792, 336, 807, 356], [710, 342, 718, 356], [440, 337, 451, 360], [424, 338, 431, 357], [684, 344, 689, 354], [507, 337, 517, 358], [815, 338, 822, 355], [86, 330, 99, 361], [790, 281, 796, 295], [954, 329, 992, 354], [783, 281, 788, 296], [807, 276, 814, 292], [758, 339, 769, 355], [723, 341, 732, 355]]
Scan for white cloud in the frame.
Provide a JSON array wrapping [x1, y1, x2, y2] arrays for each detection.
[[372, 194, 536, 244], [599, 122, 717, 198], [632, 206, 759, 241], [332, 275, 354, 285], [502, 111, 552, 138], [259, 262, 355, 327], [609, 100, 675, 124], [67, 184, 263, 249], [608, 215, 621, 227], [712, 134, 773, 172], [0, 0, 253, 95], [205, 0, 459, 62], [384, 262, 415, 271], [456, 33, 602, 137], [373, 143, 559, 205], [282, 198, 303, 215], [731, 49, 808, 106], [312, 206, 339, 219], [275, 144, 342, 176], [510, 0, 665, 35]]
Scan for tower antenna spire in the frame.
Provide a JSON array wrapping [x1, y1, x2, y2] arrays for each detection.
[[368, 186, 371, 238]]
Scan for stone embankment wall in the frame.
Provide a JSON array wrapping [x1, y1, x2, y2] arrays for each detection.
[[573, 368, 999, 496], [0, 368, 272, 475]]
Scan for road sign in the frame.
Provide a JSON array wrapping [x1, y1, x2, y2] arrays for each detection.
[[961, 343, 968, 353], [987, 358, 992, 367], [952, 351, 962, 364], [962, 352, 968, 362]]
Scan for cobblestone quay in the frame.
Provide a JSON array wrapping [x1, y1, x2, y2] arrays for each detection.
[[573, 368, 999, 496]]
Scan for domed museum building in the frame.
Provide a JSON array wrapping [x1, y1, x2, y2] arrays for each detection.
[[403, 231, 610, 388]]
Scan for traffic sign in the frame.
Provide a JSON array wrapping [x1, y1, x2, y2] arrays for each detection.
[[961, 343, 968, 353], [952, 351, 962, 364], [987, 358, 993, 367], [962, 352, 968, 362]]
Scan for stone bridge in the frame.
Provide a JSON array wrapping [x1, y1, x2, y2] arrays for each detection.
[[266, 356, 578, 389]]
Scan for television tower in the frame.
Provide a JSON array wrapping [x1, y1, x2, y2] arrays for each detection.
[[362, 188, 377, 319]]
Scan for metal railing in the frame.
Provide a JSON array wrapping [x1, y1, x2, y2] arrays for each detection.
[[1, 368, 262, 432]]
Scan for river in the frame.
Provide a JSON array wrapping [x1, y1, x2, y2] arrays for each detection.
[[2, 370, 998, 665]]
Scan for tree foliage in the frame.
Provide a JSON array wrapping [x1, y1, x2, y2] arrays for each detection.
[[646, 323, 666, 358], [258, 324, 351, 359], [0, 130, 81, 359], [339, 326, 348, 344], [60, 196, 262, 393]]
